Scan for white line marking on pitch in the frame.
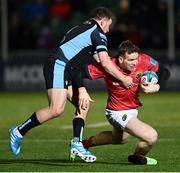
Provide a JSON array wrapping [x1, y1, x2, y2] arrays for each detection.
[[59, 121, 109, 129]]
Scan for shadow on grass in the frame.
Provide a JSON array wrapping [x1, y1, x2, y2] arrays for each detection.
[[0, 159, 81, 167], [0, 159, 130, 166], [96, 161, 130, 165]]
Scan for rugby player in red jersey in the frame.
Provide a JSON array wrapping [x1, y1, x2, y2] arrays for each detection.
[[79, 40, 170, 165], [9, 8, 133, 163]]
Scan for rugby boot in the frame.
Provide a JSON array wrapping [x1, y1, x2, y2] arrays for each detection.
[[70, 140, 96, 163], [9, 127, 23, 156], [128, 154, 157, 165]]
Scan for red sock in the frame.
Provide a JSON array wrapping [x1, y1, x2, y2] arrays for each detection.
[[82, 136, 93, 149]]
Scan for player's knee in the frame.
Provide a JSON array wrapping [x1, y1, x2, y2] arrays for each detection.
[[50, 107, 65, 118], [147, 130, 158, 146], [75, 109, 89, 120]]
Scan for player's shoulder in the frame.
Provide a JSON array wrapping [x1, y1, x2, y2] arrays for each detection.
[[138, 53, 150, 61], [83, 19, 101, 31], [138, 53, 158, 64], [136, 53, 151, 70], [78, 19, 98, 33], [87, 20, 106, 35], [137, 53, 159, 74], [83, 19, 96, 26]]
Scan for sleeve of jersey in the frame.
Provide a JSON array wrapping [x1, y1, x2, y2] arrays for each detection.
[[147, 56, 159, 72], [91, 29, 108, 53], [143, 54, 170, 87], [86, 64, 105, 80]]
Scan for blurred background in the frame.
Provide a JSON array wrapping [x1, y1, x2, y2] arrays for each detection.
[[0, 0, 180, 91]]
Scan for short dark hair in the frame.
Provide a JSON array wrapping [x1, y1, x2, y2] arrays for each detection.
[[90, 7, 114, 20], [118, 40, 140, 56]]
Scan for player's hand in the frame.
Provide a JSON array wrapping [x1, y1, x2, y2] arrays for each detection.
[[78, 87, 94, 110], [140, 83, 160, 93], [121, 76, 134, 89]]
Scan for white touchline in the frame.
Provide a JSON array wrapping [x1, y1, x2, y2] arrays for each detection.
[[59, 121, 109, 129]]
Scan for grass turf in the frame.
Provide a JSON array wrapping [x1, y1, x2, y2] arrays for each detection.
[[0, 91, 180, 172]]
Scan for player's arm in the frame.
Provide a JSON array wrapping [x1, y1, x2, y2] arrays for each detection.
[[77, 60, 107, 111], [140, 67, 169, 94], [70, 68, 93, 110], [141, 57, 170, 93], [142, 62, 170, 93], [140, 83, 160, 94], [146, 55, 170, 86], [95, 51, 133, 88], [93, 53, 100, 63], [91, 30, 133, 88], [76, 60, 107, 110], [78, 87, 93, 111]]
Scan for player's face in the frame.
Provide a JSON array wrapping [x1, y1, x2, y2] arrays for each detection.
[[100, 18, 112, 33], [119, 52, 138, 71]]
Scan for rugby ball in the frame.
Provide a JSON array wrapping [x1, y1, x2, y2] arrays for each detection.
[[141, 70, 158, 84]]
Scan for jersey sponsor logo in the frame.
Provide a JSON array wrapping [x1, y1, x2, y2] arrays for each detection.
[[112, 82, 120, 86], [136, 72, 142, 79], [122, 114, 127, 121], [150, 57, 157, 66]]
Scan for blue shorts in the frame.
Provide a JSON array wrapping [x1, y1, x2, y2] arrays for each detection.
[[43, 58, 71, 89]]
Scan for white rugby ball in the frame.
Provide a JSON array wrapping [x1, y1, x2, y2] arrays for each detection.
[[141, 70, 158, 84]]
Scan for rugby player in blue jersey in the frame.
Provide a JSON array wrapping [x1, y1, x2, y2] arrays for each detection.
[[9, 7, 133, 162]]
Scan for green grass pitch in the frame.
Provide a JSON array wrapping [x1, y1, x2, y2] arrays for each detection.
[[0, 91, 180, 172]]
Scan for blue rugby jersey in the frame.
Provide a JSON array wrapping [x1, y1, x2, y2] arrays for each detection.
[[49, 19, 109, 88], [50, 19, 108, 64]]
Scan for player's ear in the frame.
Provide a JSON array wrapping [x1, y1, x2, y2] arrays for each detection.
[[100, 19, 104, 28], [101, 18, 108, 27], [118, 56, 123, 63]]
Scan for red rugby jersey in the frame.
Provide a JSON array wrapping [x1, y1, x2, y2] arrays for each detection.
[[87, 53, 159, 110]]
